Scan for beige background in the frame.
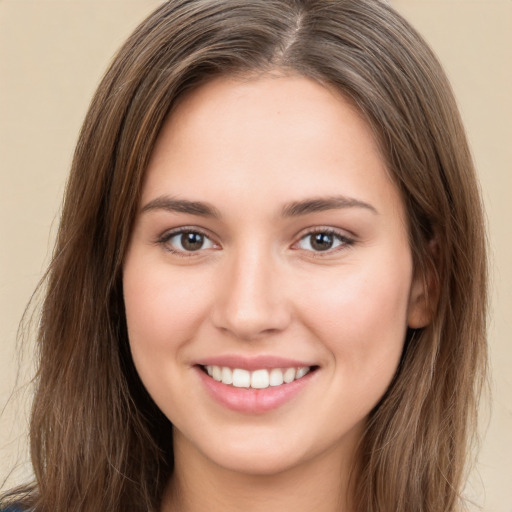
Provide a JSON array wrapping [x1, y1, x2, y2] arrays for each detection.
[[1, 1, 510, 510]]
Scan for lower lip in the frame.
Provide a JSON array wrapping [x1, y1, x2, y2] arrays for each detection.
[[196, 367, 315, 414]]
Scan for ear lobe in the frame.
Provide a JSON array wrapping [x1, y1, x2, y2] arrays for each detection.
[[407, 239, 439, 329], [407, 275, 433, 328]]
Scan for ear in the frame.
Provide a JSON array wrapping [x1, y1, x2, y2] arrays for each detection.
[[407, 239, 439, 329]]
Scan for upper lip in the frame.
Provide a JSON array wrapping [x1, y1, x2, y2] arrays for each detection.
[[195, 355, 317, 371]]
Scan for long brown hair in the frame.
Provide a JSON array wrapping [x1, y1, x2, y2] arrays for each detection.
[[1, 1, 487, 511]]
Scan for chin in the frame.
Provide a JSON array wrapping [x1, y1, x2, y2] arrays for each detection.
[[175, 423, 313, 476], [210, 444, 310, 477]]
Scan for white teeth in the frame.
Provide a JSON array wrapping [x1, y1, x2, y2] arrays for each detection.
[[232, 369, 251, 388], [296, 367, 309, 379], [204, 365, 312, 389], [221, 366, 233, 385], [283, 367, 296, 383], [269, 368, 284, 386], [251, 369, 269, 389], [212, 365, 222, 382]]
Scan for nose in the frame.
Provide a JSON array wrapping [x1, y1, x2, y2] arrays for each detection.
[[211, 246, 292, 341]]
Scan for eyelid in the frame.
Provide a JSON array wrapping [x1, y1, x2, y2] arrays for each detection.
[[156, 226, 220, 255], [291, 227, 355, 254], [154, 225, 354, 256]]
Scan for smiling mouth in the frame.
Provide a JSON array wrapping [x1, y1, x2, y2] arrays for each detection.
[[200, 365, 317, 389]]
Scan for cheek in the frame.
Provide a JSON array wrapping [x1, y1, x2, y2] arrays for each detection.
[[293, 256, 413, 431], [122, 254, 212, 359], [298, 253, 413, 373]]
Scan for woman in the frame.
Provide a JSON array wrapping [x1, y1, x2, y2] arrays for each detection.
[[0, 0, 487, 511]]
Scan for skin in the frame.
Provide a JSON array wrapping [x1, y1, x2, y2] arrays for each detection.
[[123, 73, 430, 512]]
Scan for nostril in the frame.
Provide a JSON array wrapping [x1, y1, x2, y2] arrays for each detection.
[[211, 302, 293, 341]]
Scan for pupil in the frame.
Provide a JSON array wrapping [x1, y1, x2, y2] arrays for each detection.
[[311, 233, 333, 251], [181, 232, 204, 251]]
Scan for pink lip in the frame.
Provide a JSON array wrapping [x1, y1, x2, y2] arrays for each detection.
[[195, 364, 317, 414], [195, 354, 315, 371]]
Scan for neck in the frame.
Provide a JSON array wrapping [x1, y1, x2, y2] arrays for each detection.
[[161, 430, 359, 512]]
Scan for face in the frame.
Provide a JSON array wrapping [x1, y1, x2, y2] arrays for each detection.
[[123, 74, 428, 476]]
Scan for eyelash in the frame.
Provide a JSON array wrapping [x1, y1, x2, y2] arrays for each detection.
[[293, 228, 355, 256], [156, 227, 218, 257], [156, 227, 354, 257]]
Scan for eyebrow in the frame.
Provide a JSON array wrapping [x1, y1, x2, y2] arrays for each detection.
[[141, 196, 221, 218], [140, 194, 378, 219], [281, 195, 378, 217]]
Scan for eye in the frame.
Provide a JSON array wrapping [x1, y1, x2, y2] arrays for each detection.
[[295, 230, 352, 253], [160, 229, 217, 254]]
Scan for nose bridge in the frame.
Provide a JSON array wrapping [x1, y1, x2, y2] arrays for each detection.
[[213, 239, 290, 340]]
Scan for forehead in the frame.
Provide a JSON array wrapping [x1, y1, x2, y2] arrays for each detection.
[[141, 73, 403, 222]]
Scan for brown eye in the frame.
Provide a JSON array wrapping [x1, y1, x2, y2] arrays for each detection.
[[181, 232, 205, 251], [296, 230, 352, 253], [310, 233, 334, 251], [165, 230, 216, 253]]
